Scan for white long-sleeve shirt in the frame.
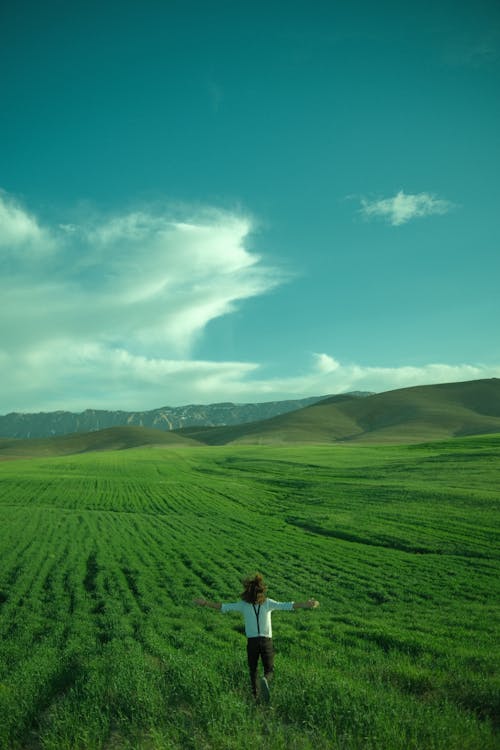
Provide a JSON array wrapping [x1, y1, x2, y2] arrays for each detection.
[[221, 598, 294, 638]]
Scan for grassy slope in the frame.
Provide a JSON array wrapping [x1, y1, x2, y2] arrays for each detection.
[[2, 380, 500, 457], [333, 377, 500, 442], [0, 425, 199, 458], [0, 436, 498, 749], [179, 378, 500, 445]]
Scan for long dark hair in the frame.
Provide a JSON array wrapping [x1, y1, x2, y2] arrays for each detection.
[[241, 573, 267, 604]]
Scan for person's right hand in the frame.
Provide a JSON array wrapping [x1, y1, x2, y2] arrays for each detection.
[[308, 598, 320, 608]]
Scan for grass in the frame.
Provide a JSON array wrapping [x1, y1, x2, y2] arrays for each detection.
[[0, 435, 498, 749], [177, 378, 500, 444]]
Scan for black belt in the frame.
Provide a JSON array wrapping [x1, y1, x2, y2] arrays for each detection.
[[248, 635, 271, 640]]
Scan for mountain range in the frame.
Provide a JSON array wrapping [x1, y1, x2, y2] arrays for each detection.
[[0, 395, 349, 439], [178, 377, 500, 445], [0, 379, 499, 458]]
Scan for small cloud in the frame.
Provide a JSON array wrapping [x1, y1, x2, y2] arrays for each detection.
[[0, 191, 53, 252], [360, 190, 454, 226], [224, 355, 500, 406], [314, 352, 340, 374]]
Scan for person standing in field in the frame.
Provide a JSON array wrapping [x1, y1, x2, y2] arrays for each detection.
[[194, 573, 319, 702]]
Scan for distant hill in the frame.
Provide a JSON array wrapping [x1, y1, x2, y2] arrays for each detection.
[[177, 378, 500, 445], [2, 380, 499, 458], [0, 426, 199, 459], [0, 395, 358, 439]]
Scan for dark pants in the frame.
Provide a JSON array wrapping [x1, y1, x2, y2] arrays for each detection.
[[246, 636, 274, 696]]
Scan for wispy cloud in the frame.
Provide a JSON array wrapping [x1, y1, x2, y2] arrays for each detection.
[[1, 342, 260, 412], [2, 338, 499, 413], [1, 192, 497, 413], [304, 355, 500, 397], [211, 354, 500, 404], [360, 190, 454, 226], [0, 190, 54, 252], [0, 192, 285, 410]]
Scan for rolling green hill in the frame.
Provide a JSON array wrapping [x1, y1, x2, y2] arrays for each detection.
[[179, 378, 500, 445], [0, 425, 199, 459], [2, 379, 500, 458]]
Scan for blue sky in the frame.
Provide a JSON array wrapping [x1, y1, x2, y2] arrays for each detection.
[[1, 0, 499, 412]]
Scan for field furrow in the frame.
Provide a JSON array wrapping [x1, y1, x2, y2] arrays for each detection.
[[0, 440, 498, 749]]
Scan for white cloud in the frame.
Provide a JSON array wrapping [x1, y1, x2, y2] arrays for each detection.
[[314, 353, 340, 374], [360, 190, 454, 226], [0, 191, 54, 252], [0, 192, 497, 414], [2, 337, 499, 413], [0, 198, 282, 355], [215, 355, 500, 403], [0, 341, 260, 411], [0, 193, 286, 411], [295, 356, 499, 397]]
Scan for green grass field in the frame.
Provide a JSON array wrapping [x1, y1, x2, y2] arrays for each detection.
[[0, 435, 499, 749]]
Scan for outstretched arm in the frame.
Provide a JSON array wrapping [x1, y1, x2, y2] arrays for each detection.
[[293, 599, 320, 609], [194, 598, 222, 610]]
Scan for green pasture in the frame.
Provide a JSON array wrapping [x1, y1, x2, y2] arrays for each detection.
[[0, 435, 499, 749]]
